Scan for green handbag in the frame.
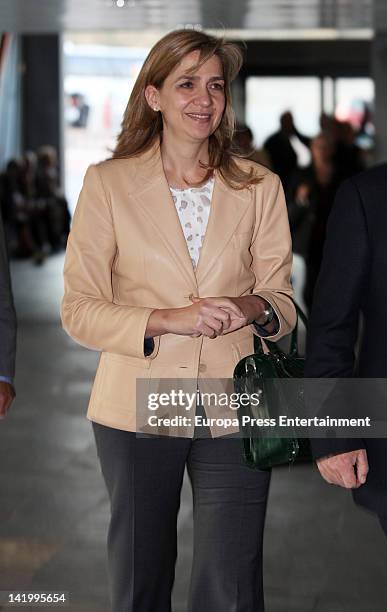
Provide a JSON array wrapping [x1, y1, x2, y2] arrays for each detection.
[[233, 303, 311, 470]]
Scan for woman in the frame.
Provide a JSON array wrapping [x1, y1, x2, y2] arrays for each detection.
[[61, 29, 296, 612]]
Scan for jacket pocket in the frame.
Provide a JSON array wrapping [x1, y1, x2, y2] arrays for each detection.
[[95, 352, 151, 411], [103, 351, 152, 369]]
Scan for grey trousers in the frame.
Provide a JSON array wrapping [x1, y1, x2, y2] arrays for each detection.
[[92, 407, 271, 612]]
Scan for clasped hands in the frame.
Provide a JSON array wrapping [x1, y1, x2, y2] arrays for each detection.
[[185, 294, 266, 339], [146, 294, 272, 347]]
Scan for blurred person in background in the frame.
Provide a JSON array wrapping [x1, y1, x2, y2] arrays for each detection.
[[35, 146, 71, 253], [334, 121, 366, 182], [0, 147, 71, 264], [0, 211, 16, 420], [20, 150, 50, 265], [67, 93, 90, 128], [233, 122, 272, 168], [264, 110, 311, 190], [286, 181, 313, 314], [320, 113, 367, 180], [20, 151, 38, 198], [0, 158, 34, 257], [319, 112, 336, 142], [287, 133, 341, 312]]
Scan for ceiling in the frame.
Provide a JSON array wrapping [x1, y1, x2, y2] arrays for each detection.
[[0, 0, 382, 35]]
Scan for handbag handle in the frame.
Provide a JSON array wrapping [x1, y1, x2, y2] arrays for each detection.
[[288, 302, 308, 357], [254, 301, 308, 357]]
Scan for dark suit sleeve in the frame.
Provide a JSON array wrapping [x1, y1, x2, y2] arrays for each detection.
[[305, 177, 369, 458], [0, 214, 17, 379]]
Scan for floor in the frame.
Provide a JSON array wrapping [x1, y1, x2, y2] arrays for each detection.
[[0, 253, 386, 612]]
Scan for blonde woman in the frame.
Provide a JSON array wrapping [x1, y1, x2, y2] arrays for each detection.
[[61, 29, 296, 612]]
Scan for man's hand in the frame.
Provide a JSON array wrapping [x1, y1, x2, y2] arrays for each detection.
[[316, 449, 368, 489], [0, 381, 15, 419]]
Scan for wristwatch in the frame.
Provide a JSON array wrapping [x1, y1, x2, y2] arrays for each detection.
[[261, 303, 274, 326]]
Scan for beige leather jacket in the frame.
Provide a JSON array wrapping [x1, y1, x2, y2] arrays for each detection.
[[60, 142, 296, 437]]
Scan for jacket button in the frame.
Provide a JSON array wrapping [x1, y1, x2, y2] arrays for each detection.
[[198, 363, 207, 373]]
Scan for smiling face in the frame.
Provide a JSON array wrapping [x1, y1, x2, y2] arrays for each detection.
[[145, 50, 226, 144]]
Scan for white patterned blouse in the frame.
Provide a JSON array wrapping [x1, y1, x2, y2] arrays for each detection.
[[169, 176, 215, 270]]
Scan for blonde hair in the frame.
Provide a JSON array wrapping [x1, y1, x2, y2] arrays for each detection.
[[113, 29, 261, 190]]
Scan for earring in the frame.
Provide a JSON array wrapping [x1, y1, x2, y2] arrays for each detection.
[[153, 106, 159, 112]]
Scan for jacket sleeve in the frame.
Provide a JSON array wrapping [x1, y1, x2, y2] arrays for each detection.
[[305, 178, 369, 377], [0, 213, 17, 379], [305, 177, 369, 458], [250, 171, 297, 341], [60, 164, 159, 359]]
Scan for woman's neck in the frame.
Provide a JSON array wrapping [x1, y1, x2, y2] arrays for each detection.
[[160, 132, 210, 187]]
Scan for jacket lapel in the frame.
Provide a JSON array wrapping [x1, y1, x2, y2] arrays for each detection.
[[195, 174, 251, 285], [131, 145, 198, 290], [130, 143, 252, 291]]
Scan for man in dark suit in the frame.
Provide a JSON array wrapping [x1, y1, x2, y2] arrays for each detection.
[[0, 213, 16, 419], [305, 163, 387, 535]]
